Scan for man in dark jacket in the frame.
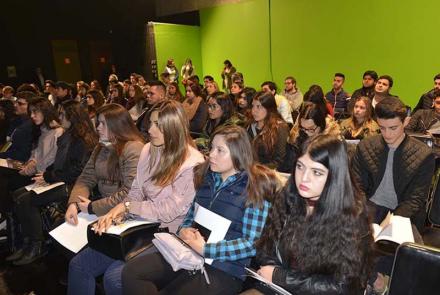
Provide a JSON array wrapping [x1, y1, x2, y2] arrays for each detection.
[[0, 91, 35, 162], [351, 70, 378, 101], [352, 97, 435, 230], [406, 90, 440, 133], [412, 73, 440, 114]]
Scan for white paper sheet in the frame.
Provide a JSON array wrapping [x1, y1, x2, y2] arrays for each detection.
[[373, 213, 414, 244], [25, 181, 65, 194], [49, 212, 98, 253], [194, 203, 231, 265], [103, 219, 156, 235]]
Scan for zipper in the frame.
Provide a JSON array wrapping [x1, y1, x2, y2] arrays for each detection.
[[208, 173, 245, 209]]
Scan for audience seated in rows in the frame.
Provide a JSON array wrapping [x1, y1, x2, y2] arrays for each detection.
[[122, 125, 281, 294], [68, 101, 204, 295], [7, 100, 97, 265], [1, 68, 440, 295]]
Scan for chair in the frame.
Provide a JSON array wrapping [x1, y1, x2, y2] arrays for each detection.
[[388, 242, 440, 295], [422, 166, 440, 248]]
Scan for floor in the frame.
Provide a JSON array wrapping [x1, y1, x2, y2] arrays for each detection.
[[0, 241, 68, 295]]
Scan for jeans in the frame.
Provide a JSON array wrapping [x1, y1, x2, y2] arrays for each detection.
[[122, 252, 243, 295], [67, 247, 124, 295]]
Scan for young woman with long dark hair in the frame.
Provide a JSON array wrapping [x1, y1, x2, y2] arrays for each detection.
[[251, 135, 373, 294], [121, 125, 282, 295], [7, 100, 98, 265], [279, 102, 340, 173], [65, 103, 144, 224], [126, 84, 146, 121], [247, 91, 289, 170], [182, 83, 208, 135]]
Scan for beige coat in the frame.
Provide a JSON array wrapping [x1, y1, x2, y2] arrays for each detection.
[[68, 141, 144, 216]]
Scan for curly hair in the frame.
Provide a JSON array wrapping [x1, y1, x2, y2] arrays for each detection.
[[60, 100, 98, 150], [257, 135, 373, 290]]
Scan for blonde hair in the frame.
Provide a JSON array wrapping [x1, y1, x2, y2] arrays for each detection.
[[148, 100, 194, 187]]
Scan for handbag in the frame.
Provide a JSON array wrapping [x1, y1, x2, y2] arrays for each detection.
[[153, 232, 210, 284], [87, 219, 160, 261]]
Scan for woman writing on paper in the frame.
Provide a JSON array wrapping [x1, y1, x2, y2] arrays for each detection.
[[68, 100, 205, 295], [249, 135, 373, 295], [7, 100, 98, 265], [122, 125, 282, 295]]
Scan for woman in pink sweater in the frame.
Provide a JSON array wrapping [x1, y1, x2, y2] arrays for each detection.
[[68, 100, 204, 295]]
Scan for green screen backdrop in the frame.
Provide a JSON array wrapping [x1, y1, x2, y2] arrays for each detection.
[[153, 22, 203, 92], [198, 0, 440, 107], [199, 0, 272, 90]]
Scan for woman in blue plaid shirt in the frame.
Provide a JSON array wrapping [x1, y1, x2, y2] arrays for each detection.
[[122, 125, 283, 294]]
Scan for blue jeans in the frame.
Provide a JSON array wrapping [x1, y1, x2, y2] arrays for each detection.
[[67, 247, 124, 295]]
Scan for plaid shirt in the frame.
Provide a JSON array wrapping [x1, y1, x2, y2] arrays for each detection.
[[179, 172, 271, 262]]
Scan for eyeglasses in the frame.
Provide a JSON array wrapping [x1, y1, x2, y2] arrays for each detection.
[[207, 104, 220, 110], [16, 101, 27, 106], [300, 125, 319, 133]]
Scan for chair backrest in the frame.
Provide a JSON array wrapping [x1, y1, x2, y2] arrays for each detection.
[[388, 242, 440, 295], [427, 167, 440, 226]]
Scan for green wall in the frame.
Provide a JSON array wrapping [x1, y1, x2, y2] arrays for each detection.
[[153, 22, 203, 91], [198, 0, 440, 107], [199, 0, 272, 90]]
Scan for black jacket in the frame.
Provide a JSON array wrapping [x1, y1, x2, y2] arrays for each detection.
[[256, 213, 370, 294], [352, 134, 435, 218], [405, 109, 440, 133], [247, 121, 289, 170], [412, 89, 436, 114], [0, 116, 33, 162], [257, 250, 352, 294], [43, 130, 91, 186]]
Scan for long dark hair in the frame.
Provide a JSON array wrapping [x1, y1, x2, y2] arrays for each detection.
[[28, 97, 60, 148], [257, 135, 373, 290], [28, 97, 59, 129], [304, 85, 329, 117], [288, 102, 327, 145], [252, 91, 286, 154], [60, 100, 98, 150], [94, 104, 144, 181], [148, 100, 194, 187]]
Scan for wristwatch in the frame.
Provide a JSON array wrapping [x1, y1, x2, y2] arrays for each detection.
[[124, 201, 130, 214]]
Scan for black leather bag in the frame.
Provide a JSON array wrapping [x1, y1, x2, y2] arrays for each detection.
[[87, 221, 160, 261]]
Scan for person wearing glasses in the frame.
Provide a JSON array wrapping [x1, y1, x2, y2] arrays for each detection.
[[0, 91, 35, 162], [195, 92, 242, 153], [7, 101, 97, 265], [278, 102, 340, 173], [247, 91, 289, 170]]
